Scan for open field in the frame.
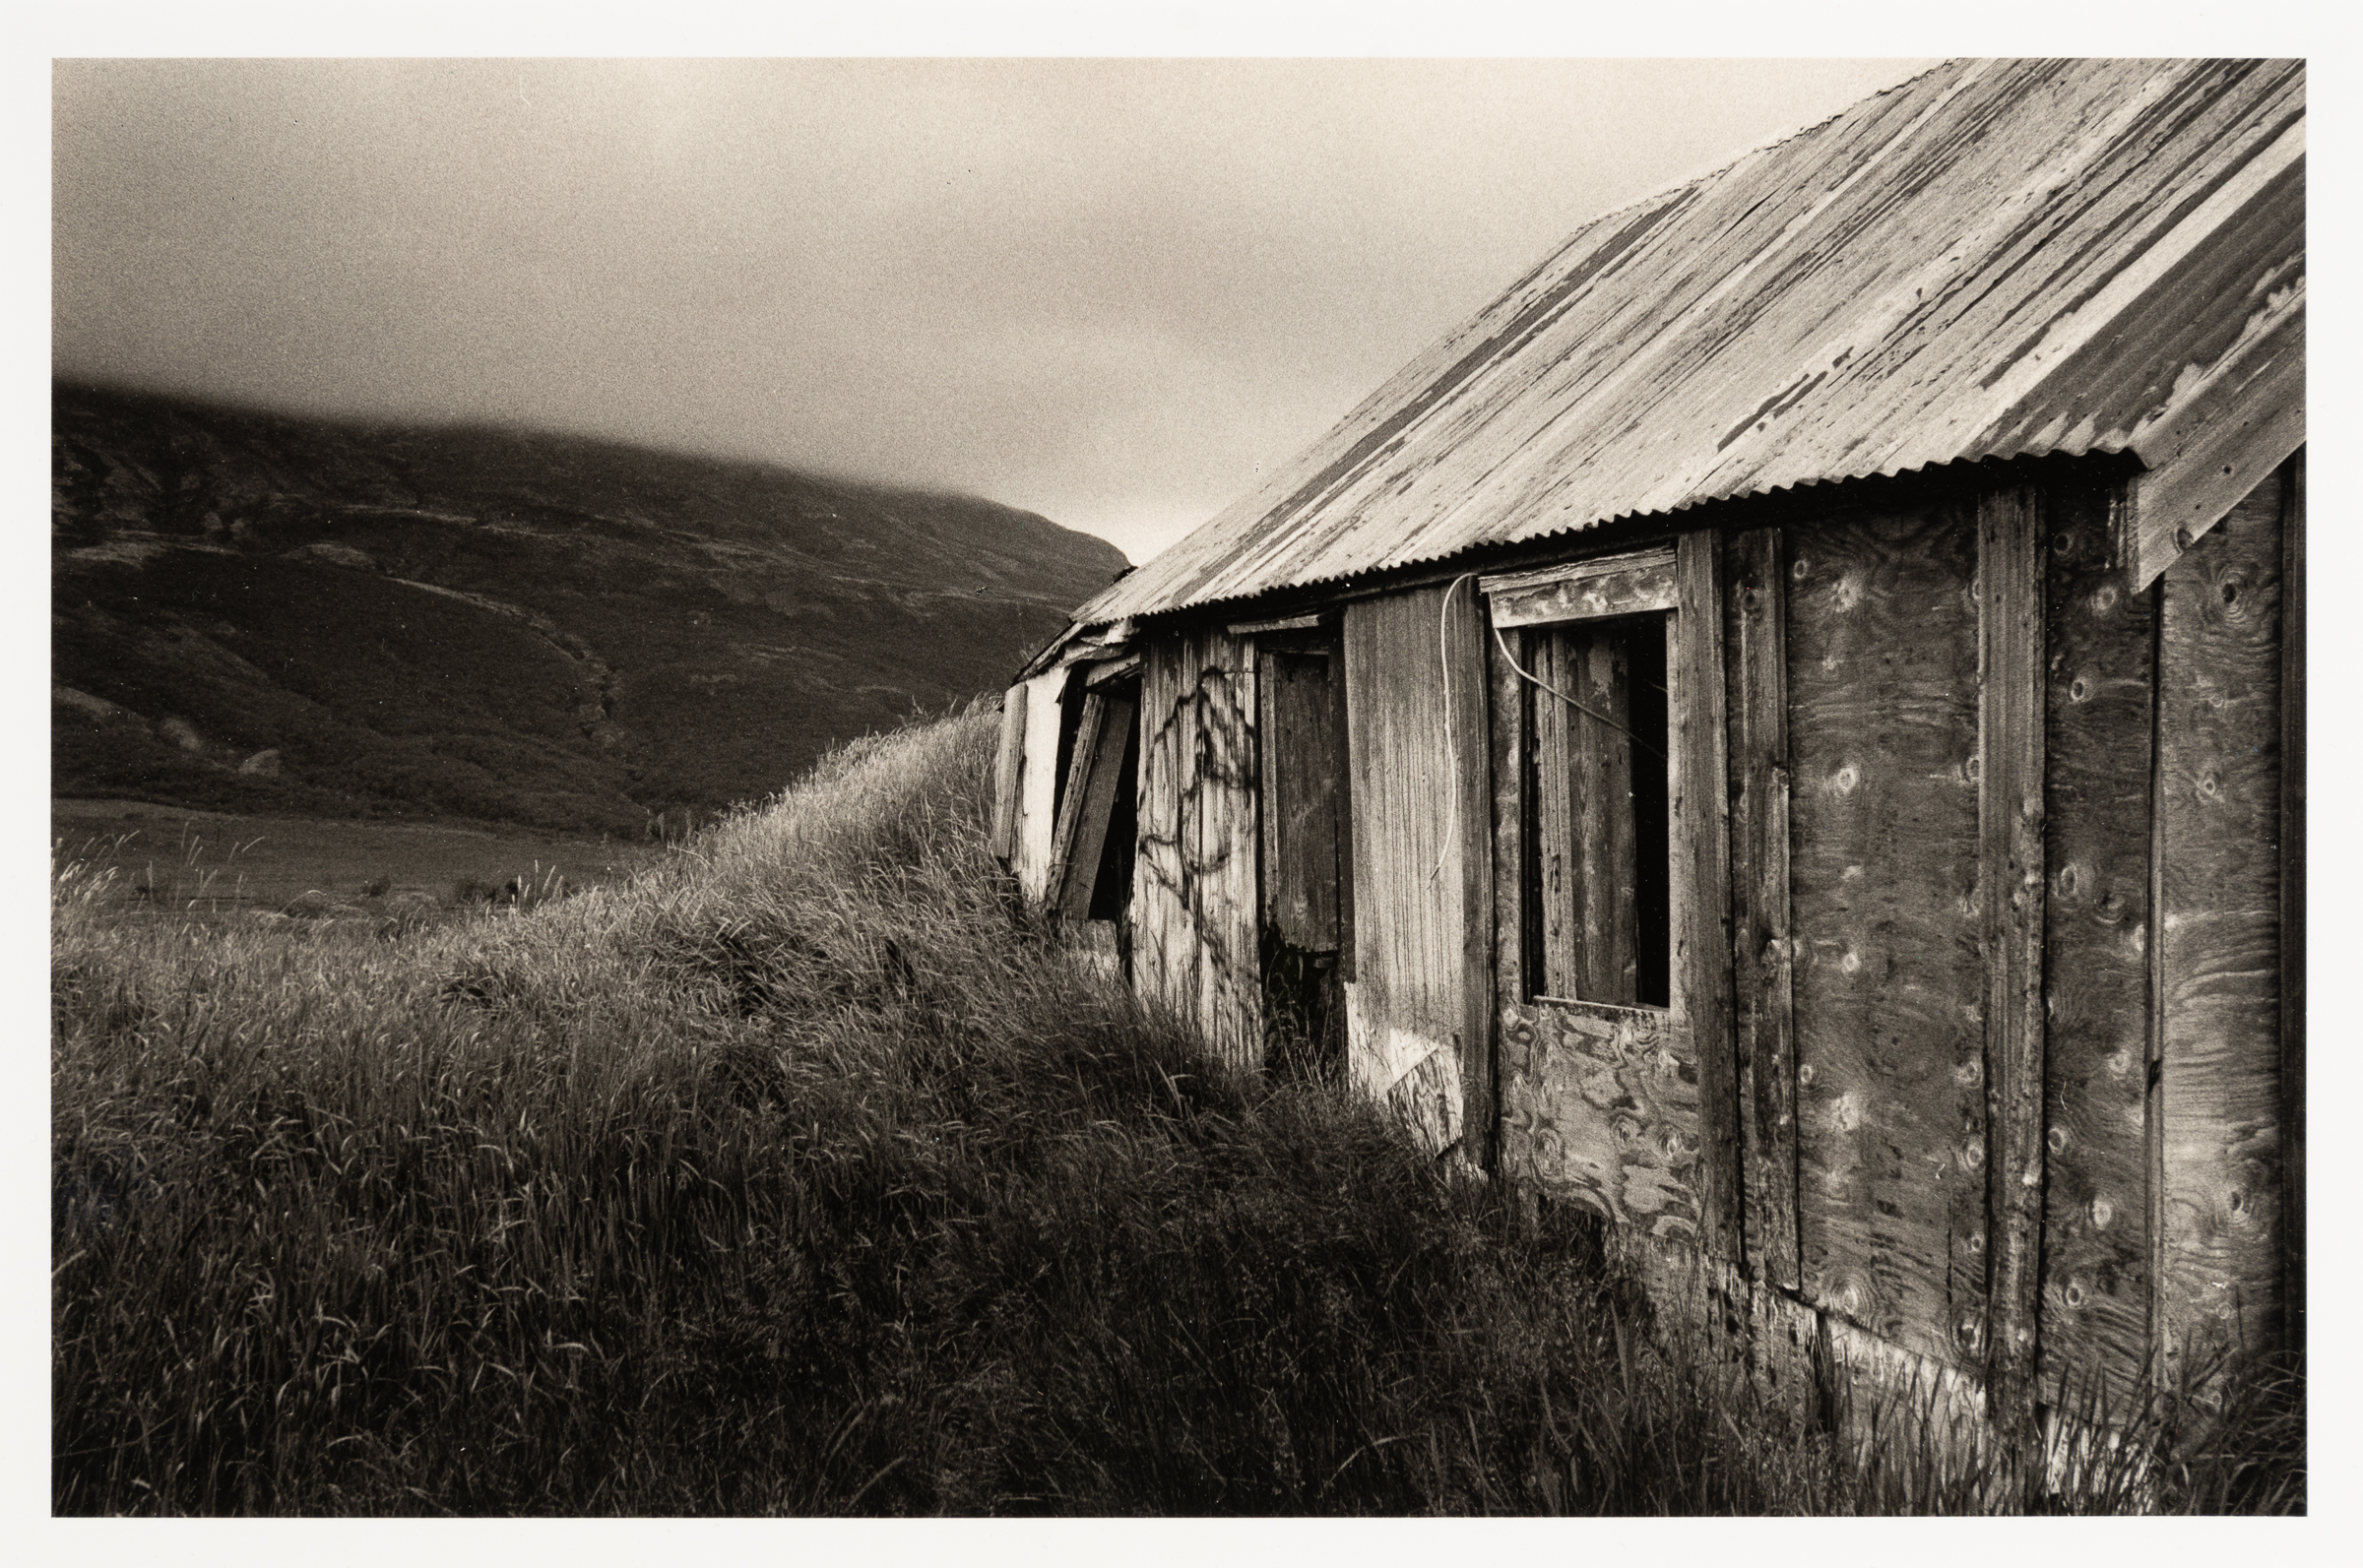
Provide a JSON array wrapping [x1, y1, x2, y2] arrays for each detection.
[[50, 710, 2302, 1516], [52, 798, 665, 917]]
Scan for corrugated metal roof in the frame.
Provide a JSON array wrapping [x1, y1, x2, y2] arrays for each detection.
[[1078, 58, 2303, 626]]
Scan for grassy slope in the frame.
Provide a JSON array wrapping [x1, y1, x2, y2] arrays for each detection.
[[50, 710, 2300, 1516], [53, 382, 1127, 833]]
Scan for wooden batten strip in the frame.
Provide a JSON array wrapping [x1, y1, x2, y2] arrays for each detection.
[[1332, 631, 1358, 981], [1485, 549, 1680, 630], [1676, 531, 1741, 1264], [1724, 527, 1800, 1291], [2278, 450, 2305, 1365], [1453, 579, 1499, 1169], [1487, 619, 1526, 1175], [990, 684, 1028, 861], [1979, 485, 2049, 1444], [1480, 545, 1677, 597], [1227, 612, 1326, 635]]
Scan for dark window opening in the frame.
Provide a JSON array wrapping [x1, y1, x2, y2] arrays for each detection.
[[1047, 671, 1138, 933], [1085, 694, 1140, 922], [1521, 613, 1671, 1008], [1050, 671, 1091, 824]]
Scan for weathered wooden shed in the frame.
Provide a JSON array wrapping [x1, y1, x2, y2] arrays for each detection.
[[994, 59, 2304, 1445]]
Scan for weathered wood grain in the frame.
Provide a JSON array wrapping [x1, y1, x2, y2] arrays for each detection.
[[990, 683, 1028, 862], [1725, 526, 1801, 1291], [1501, 998, 1701, 1238], [1490, 628, 1528, 1167], [1675, 531, 1740, 1264], [1013, 665, 1073, 905], [1456, 586, 1499, 1168], [1531, 625, 1639, 1002], [1257, 646, 1343, 951], [1786, 503, 1986, 1370], [1085, 652, 1141, 687], [1978, 486, 2049, 1441], [1609, 1227, 1831, 1438], [2036, 479, 2155, 1405], [2157, 468, 2286, 1370], [1051, 691, 1137, 924], [1342, 585, 1491, 1153], [2127, 309, 2305, 593], [1129, 628, 1263, 1068], [1484, 549, 1680, 628], [1046, 689, 1108, 912], [1332, 630, 1358, 981], [2279, 450, 2304, 1365]]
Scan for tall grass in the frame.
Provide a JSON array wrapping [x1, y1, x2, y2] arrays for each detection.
[[52, 704, 2301, 1515]]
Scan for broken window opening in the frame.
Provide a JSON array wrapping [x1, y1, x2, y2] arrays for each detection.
[[1521, 613, 1671, 1009]]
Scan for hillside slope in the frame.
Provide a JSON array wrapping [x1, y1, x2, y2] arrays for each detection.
[[52, 383, 1125, 832]]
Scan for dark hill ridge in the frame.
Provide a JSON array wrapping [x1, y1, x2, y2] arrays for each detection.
[[53, 382, 1127, 833]]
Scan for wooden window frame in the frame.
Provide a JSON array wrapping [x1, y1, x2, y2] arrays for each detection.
[[1482, 547, 1680, 1012], [1486, 534, 1739, 1258]]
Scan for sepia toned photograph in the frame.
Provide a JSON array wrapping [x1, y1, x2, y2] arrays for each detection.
[[49, 39, 2304, 1520]]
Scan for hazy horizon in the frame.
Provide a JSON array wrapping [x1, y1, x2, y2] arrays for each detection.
[[55, 58, 1936, 564]]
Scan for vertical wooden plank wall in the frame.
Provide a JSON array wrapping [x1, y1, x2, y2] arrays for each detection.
[[2156, 468, 2288, 1371], [1724, 527, 1801, 1292], [1130, 628, 1264, 1069], [1342, 583, 1495, 1156], [1258, 647, 1344, 951], [1784, 505, 1987, 1372], [1978, 487, 2049, 1440]]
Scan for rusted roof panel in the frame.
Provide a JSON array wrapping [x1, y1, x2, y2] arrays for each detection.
[[1078, 58, 2304, 625]]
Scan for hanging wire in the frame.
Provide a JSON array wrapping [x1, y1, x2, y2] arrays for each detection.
[[1434, 573, 1667, 884], [1491, 620, 1668, 762], [1433, 574, 1478, 882]]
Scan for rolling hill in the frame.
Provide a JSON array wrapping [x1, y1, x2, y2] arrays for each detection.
[[52, 382, 1125, 835]]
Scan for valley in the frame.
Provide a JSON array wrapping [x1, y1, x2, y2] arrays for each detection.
[[52, 382, 1125, 834]]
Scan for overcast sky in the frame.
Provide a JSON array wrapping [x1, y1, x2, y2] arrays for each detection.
[[55, 57, 1936, 563]]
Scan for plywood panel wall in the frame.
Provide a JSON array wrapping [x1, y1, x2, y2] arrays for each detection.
[[2037, 481, 2156, 1404], [1785, 504, 1987, 1371], [2157, 469, 2288, 1372]]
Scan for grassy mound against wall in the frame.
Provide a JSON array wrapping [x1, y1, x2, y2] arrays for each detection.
[[51, 706, 2300, 1515]]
